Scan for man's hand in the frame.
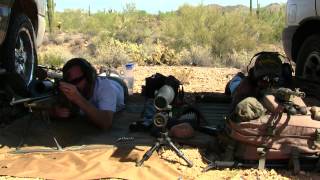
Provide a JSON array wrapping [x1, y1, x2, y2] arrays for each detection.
[[59, 81, 83, 104], [58, 81, 113, 129]]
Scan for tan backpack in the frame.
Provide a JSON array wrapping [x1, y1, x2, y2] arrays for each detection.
[[223, 94, 320, 173]]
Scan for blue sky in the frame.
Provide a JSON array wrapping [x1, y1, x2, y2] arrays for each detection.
[[55, 0, 287, 14]]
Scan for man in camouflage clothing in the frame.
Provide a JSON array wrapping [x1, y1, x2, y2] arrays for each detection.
[[230, 52, 283, 120]]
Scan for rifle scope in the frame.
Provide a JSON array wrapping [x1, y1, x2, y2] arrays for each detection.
[[29, 80, 55, 96]]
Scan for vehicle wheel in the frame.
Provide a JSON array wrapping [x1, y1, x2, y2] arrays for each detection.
[[2, 14, 37, 95], [296, 34, 320, 83]]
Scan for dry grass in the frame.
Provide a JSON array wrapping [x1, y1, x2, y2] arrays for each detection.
[[39, 32, 284, 70], [171, 67, 194, 85]]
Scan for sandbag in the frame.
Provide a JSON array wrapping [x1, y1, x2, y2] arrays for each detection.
[[234, 97, 266, 122]]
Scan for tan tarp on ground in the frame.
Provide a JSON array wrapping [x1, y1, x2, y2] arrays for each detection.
[[0, 147, 181, 180], [0, 110, 184, 180]]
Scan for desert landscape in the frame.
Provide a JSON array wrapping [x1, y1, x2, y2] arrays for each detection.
[[3, 2, 320, 179], [1, 65, 319, 180]]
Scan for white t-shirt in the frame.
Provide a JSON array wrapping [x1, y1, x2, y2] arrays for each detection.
[[89, 77, 125, 112]]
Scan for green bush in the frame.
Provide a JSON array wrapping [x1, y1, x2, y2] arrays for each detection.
[[179, 46, 213, 66], [44, 3, 285, 68]]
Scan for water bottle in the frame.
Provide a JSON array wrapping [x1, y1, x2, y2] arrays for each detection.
[[124, 63, 134, 95]]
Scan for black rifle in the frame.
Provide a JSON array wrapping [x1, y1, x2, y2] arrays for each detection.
[[268, 87, 307, 115], [9, 78, 68, 153]]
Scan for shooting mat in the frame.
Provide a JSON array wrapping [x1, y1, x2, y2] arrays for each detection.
[[0, 95, 224, 179]]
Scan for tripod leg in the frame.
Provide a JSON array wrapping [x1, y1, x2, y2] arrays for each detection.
[[202, 162, 216, 172], [41, 111, 63, 151], [136, 142, 161, 167], [167, 140, 193, 167], [16, 113, 33, 150]]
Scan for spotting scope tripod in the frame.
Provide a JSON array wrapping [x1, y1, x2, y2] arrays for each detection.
[[136, 85, 193, 167]]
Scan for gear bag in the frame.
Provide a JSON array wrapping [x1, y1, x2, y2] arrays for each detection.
[[205, 92, 320, 173], [223, 111, 320, 172]]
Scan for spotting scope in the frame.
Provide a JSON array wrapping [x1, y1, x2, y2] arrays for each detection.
[[153, 85, 175, 111]]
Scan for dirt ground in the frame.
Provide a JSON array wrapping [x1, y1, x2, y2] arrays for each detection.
[[1, 65, 320, 180], [130, 65, 240, 93]]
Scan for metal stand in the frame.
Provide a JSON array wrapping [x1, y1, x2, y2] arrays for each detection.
[[136, 130, 193, 167]]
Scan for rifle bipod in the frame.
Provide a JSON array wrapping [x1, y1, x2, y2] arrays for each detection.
[[12, 105, 63, 154], [202, 159, 319, 173], [136, 130, 193, 167]]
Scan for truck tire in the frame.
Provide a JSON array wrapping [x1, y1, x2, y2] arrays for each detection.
[[296, 34, 320, 83], [2, 14, 37, 95]]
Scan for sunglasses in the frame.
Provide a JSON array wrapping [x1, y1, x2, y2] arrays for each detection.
[[257, 75, 280, 87], [67, 75, 86, 84], [261, 75, 279, 83]]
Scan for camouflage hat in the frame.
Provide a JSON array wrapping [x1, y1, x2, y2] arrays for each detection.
[[234, 97, 266, 122], [253, 53, 282, 79]]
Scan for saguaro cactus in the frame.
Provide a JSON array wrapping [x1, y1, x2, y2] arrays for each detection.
[[47, 0, 55, 33], [256, 0, 260, 17], [250, 0, 252, 14]]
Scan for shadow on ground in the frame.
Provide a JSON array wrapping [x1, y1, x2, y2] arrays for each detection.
[[0, 92, 230, 153]]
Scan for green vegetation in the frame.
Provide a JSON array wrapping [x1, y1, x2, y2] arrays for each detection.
[[41, 3, 285, 69]]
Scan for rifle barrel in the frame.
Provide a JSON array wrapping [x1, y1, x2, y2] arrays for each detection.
[[10, 94, 55, 106]]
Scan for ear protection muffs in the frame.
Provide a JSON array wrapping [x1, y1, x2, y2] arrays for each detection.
[[246, 51, 293, 82], [62, 58, 97, 93]]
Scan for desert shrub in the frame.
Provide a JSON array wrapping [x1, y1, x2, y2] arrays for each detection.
[[211, 11, 260, 57], [93, 34, 180, 66], [213, 50, 251, 69], [143, 42, 178, 65], [46, 3, 285, 68], [91, 36, 155, 66], [179, 46, 213, 66], [172, 67, 194, 85], [92, 38, 130, 67], [159, 4, 284, 63], [258, 6, 286, 42], [38, 46, 74, 67]]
